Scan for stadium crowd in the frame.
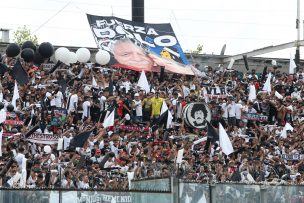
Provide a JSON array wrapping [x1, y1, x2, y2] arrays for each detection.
[[0, 48, 304, 191]]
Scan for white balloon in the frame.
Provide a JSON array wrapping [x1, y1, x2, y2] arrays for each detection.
[[76, 48, 91, 63], [68, 52, 77, 64], [43, 145, 52, 154], [95, 50, 110, 65], [55, 47, 70, 64]]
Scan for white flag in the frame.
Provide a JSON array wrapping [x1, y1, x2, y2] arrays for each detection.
[[227, 58, 235, 69], [219, 123, 234, 155], [127, 171, 134, 189], [161, 100, 168, 115], [19, 157, 27, 187], [92, 76, 98, 87], [103, 109, 115, 128], [176, 148, 184, 164], [0, 109, 6, 124], [289, 52, 297, 74], [248, 84, 256, 101], [137, 71, 150, 93], [160, 101, 173, 128], [12, 81, 20, 109], [57, 138, 64, 151], [185, 194, 190, 203], [262, 73, 272, 93], [280, 122, 294, 138], [275, 91, 283, 99], [198, 193, 207, 203], [0, 129, 2, 156], [192, 137, 208, 150], [167, 110, 173, 129]]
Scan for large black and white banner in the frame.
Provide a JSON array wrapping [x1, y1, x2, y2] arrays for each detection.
[[50, 191, 132, 203], [87, 14, 194, 75], [27, 133, 60, 145]]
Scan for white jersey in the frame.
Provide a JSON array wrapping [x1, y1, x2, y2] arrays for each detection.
[[133, 100, 142, 116], [82, 101, 91, 119], [55, 91, 63, 108], [67, 94, 78, 113]]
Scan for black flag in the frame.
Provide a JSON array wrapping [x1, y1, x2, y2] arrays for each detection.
[[156, 110, 168, 128], [24, 124, 40, 138], [207, 122, 219, 143], [69, 130, 93, 148], [108, 78, 114, 96], [11, 59, 29, 86], [48, 60, 62, 74]]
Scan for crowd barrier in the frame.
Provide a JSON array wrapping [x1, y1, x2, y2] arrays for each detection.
[[0, 178, 304, 203]]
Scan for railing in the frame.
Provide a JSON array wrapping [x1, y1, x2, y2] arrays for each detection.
[[1, 179, 304, 203]]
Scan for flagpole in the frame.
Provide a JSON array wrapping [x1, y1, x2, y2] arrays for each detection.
[[295, 0, 300, 69]]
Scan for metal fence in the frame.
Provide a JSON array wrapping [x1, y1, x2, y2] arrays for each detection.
[[0, 179, 304, 203]]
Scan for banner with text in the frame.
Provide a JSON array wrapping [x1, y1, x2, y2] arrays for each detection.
[[202, 86, 228, 98], [87, 14, 194, 75], [26, 133, 60, 145], [242, 113, 268, 121]]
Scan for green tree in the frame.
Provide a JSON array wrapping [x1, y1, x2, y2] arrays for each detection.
[[13, 25, 38, 45], [186, 44, 203, 55]]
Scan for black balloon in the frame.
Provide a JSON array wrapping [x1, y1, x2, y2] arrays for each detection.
[[21, 41, 36, 52], [33, 51, 44, 65], [6, 43, 20, 57], [21, 48, 35, 62], [38, 42, 54, 58]]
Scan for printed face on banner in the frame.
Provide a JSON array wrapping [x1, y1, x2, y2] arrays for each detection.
[[111, 38, 154, 71], [87, 15, 194, 75], [185, 103, 211, 129]]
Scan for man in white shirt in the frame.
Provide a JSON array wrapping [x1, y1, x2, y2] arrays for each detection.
[[54, 86, 64, 108], [227, 97, 236, 127], [78, 175, 90, 189], [132, 93, 142, 123], [220, 99, 228, 125], [82, 96, 91, 121], [67, 89, 79, 114], [235, 100, 243, 127], [45, 86, 56, 110], [14, 147, 25, 169]]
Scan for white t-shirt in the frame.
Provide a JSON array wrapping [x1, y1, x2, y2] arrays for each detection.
[[221, 103, 228, 118], [55, 91, 63, 108], [99, 96, 107, 111], [133, 100, 142, 116], [67, 94, 78, 113], [82, 101, 91, 119], [227, 102, 236, 117], [235, 103, 243, 119], [182, 86, 190, 97]]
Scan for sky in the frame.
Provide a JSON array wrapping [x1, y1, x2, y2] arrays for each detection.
[[0, 0, 303, 59]]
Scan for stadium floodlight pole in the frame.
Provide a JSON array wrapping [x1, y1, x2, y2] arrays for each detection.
[[295, 0, 300, 69], [132, 0, 144, 23]]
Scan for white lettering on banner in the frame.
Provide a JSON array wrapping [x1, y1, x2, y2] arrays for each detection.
[[92, 27, 116, 39], [92, 18, 176, 48], [203, 86, 227, 98], [26, 133, 59, 145], [134, 26, 146, 34], [96, 19, 115, 27], [77, 194, 132, 203]]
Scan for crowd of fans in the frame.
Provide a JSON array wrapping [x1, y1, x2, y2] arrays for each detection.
[[0, 53, 304, 191]]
